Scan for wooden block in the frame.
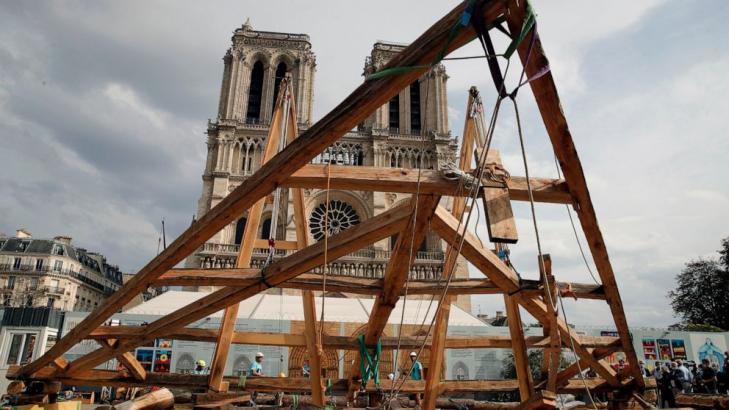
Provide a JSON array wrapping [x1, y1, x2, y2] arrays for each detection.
[[476, 149, 518, 244]]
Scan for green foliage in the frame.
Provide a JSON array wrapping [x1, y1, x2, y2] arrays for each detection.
[[668, 236, 729, 331], [493, 349, 572, 402], [500, 349, 571, 380], [670, 322, 725, 332]]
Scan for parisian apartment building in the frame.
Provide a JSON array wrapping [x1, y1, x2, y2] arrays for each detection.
[[0, 229, 124, 311]]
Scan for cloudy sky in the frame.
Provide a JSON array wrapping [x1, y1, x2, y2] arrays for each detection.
[[1, 1, 727, 328]]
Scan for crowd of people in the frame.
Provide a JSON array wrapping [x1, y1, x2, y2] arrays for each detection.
[[637, 352, 729, 408]]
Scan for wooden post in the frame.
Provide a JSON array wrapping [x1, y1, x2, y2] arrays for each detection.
[[537, 254, 560, 392], [207, 79, 290, 392], [503, 0, 643, 386], [16, 0, 504, 379], [285, 85, 326, 406], [423, 91, 479, 410], [504, 295, 533, 401]]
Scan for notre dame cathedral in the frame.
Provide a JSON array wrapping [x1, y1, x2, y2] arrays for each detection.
[[186, 20, 471, 312]]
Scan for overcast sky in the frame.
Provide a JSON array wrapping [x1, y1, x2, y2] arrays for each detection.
[[1, 1, 727, 328]]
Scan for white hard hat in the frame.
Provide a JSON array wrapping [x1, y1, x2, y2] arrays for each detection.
[[255, 352, 264, 358], [409, 352, 417, 357]]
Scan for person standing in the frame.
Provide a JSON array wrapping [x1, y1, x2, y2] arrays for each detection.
[[638, 361, 651, 377], [700, 359, 718, 394], [249, 352, 265, 406], [406, 352, 424, 407], [193, 359, 207, 375], [250, 352, 265, 376], [676, 359, 692, 393], [302, 359, 310, 378], [657, 366, 676, 408]]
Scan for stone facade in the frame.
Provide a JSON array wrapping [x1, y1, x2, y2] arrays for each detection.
[[0, 229, 124, 311], [186, 22, 471, 312]]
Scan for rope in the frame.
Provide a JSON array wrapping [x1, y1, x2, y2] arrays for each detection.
[[260, 79, 291, 288], [388, 47, 512, 400], [389, 70, 431, 405], [318, 160, 332, 342], [553, 155, 601, 286], [509, 95, 597, 409]]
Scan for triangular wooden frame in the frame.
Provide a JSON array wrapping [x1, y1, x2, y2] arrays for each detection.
[[8, 1, 650, 408]]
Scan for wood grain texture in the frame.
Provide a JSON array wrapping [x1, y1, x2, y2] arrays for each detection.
[[16, 0, 504, 379], [503, 0, 642, 387]]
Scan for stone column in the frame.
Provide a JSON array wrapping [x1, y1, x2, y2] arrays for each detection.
[[261, 63, 275, 123], [218, 49, 233, 118], [225, 52, 241, 119], [234, 57, 251, 120]]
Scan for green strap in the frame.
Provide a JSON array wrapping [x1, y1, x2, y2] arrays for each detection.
[[503, 0, 536, 59], [291, 393, 299, 409], [357, 335, 382, 389], [366, 0, 478, 81], [238, 373, 247, 389]]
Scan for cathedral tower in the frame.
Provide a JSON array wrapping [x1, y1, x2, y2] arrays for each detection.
[[188, 23, 470, 312]]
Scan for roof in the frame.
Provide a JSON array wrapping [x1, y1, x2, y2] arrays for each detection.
[[125, 291, 487, 327]]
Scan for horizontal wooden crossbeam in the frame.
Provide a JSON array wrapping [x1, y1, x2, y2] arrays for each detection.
[[13, 0, 506, 380], [284, 165, 572, 204], [11, 366, 652, 393], [86, 326, 620, 351], [154, 269, 606, 299]]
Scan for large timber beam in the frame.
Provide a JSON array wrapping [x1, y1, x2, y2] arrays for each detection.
[[154, 270, 606, 299], [87, 327, 621, 351], [49, 203, 413, 378], [503, 0, 643, 387], [15, 0, 504, 378], [14, 366, 653, 394], [431, 207, 620, 387], [284, 165, 571, 204], [208, 78, 292, 393], [363, 195, 441, 345]]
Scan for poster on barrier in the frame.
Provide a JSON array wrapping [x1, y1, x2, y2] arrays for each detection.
[[642, 338, 657, 360], [671, 339, 687, 360], [656, 339, 673, 360], [690, 334, 726, 368]]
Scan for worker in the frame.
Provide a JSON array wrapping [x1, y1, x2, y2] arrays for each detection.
[[250, 352, 265, 376], [407, 352, 424, 406], [193, 359, 206, 375], [302, 359, 311, 378]]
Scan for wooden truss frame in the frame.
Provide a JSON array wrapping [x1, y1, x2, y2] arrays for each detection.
[[9, 1, 651, 408]]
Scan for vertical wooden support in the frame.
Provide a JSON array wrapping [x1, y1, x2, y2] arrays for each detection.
[[538, 255, 560, 392], [504, 296, 533, 401], [423, 92, 478, 410], [504, 0, 644, 386], [207, 80, 289, 392], [286, 83, 326, 406]]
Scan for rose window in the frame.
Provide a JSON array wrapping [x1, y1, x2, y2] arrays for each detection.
[[309, 200, 361, 241]]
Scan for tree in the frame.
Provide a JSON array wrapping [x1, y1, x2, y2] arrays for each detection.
[[668, 237, 729, 331]]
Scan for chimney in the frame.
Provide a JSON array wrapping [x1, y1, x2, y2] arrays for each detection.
[[54, 236, 73, 245], [16, 229, 32, 239], [495, 310, 504, 319]]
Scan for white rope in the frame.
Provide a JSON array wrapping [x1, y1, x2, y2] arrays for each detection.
[[510, 96, 597, 409]]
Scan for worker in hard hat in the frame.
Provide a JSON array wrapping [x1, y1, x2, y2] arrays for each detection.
[[193, 359, 207, 375], [250, 352, 265, 377], [248, 352, 265, 406], [407, 352, 424, 405]]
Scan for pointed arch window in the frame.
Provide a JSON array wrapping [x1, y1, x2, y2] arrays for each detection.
[[388, 94, 400, 132], [234, 217, 247, 245], [261, 218, 272, 240], [271, 62, 288, 113], [246, 61, 264, 122], [409, 82, 421, 134]]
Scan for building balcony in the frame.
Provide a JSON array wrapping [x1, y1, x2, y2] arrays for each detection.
[[42, 286, 66, 295], [199, 242, 443, 262], [197, 242, 446, 280]]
